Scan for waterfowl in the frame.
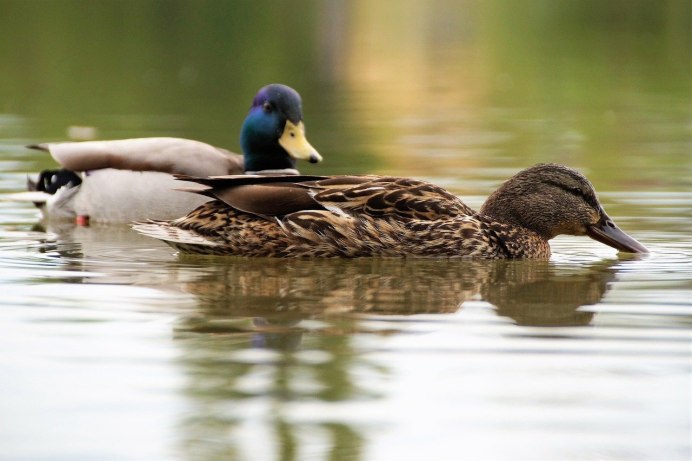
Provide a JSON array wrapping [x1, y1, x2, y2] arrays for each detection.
[[132, 163, 648, 259], [14, 84, 322, 223]]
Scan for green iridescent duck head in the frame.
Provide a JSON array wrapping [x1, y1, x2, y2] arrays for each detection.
[[240, 84, 322, 173], [480, 163, 648, 253]]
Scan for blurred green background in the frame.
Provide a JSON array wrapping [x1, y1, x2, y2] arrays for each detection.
[[0, 0, 689, 187]]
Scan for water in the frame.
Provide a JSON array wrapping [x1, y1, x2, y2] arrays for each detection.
[[1, 1, 691, 460]]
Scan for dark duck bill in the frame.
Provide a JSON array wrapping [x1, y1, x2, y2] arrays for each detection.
[[587, 212, 648, 254]]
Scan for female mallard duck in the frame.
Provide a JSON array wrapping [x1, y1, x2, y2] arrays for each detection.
[[133, 163, 648, 259], [14, 84, 322, 223]]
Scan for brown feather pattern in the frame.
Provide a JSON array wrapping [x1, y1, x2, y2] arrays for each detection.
[[136, 174, 548, 258], [134, 164, 646, 259]]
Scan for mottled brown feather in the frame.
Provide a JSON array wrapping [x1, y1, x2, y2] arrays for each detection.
[[134, 164, 646, 259]]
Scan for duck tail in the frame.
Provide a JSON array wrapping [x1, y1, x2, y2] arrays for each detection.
[[132, 221, 221, 248]]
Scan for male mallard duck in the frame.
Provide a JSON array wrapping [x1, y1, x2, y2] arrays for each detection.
[[13, 84, 322, 223], [133, 163, 648, 259]]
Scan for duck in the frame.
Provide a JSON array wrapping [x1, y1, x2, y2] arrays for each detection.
[[12, 84, 322, 223], [132, 163, 648, 259]]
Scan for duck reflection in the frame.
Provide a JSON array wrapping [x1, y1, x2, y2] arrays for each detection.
[[30, 221, 193, 285], [35, 223, 626, 461], [177, 257, 618, 330], [35, 220, 619, 326], [33, 221, 618, 329], [482, 261, 615, 326], [172, 257, 620, 460]]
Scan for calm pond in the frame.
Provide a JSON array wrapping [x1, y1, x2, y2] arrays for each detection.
[[0, 2, 690, 460]]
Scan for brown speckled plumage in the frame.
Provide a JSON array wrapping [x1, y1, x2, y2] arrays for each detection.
[[133, 164, 648, 259]]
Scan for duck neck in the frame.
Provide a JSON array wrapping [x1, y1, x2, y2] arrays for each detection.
[[480, 191, 554, 240], [240, 119, 298, 173], [475, 214, 552, 259], [243, 148, 297, 174]]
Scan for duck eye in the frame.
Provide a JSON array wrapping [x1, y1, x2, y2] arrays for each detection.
[[262, 102, 272, 113], [571, 187, 583, 195]]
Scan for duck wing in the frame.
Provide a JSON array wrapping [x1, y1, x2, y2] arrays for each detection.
[[177, 174, 475, 221], [28, 137, 243, 177], [308, 176, 475, 220]]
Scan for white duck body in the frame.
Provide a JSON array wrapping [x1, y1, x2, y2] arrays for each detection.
[[17, 137, 244, 223], [71, 169, 211, 222]]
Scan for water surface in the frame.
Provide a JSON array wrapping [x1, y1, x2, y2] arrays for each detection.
[[0, 1, 690, 460]]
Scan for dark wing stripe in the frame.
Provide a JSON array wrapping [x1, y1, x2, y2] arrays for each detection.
[[174, 174, 329, 187]]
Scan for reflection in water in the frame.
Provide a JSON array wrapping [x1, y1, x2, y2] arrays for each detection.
[[34, 223, 626, 460], [482, 261, 616, 326], [178, 257, 618, 329], [175, 330, 368, 461], [32, 221, 619, 328], [170, 258, 619, 459]]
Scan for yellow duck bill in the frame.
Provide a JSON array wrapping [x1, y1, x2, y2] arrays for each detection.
[[279, 121, 322, 164]]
